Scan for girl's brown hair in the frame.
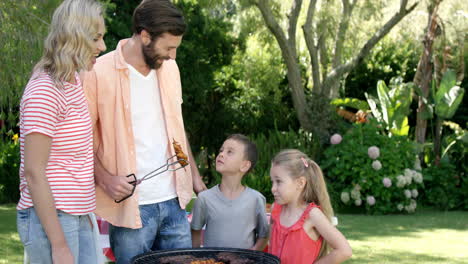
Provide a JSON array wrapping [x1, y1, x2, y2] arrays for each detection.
[[272, 149, 334, 258]]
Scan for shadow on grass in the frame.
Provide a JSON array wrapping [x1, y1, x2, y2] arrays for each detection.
[[347, 248, 467, 264], [337, 208, 468, 241]]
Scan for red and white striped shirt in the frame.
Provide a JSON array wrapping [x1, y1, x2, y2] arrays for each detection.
[[17, 72, 95, 215]]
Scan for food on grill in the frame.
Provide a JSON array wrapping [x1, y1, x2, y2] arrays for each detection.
[[217, 253, 255, 264], [158, 255, 222, 264], [190, 259, 223, 264], [157, 252, 255, 264], [172, 139, 188, 166]]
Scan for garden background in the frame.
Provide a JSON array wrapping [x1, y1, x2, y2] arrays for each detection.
[[0, 0, 467, 263]]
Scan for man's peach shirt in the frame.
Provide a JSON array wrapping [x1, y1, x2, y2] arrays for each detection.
[[82, 39, 193, 229]]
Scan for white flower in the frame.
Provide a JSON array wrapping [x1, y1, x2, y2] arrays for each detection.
[[405, 204, 415, 213], [414, 158, 422, 171], [382, 177, 392, 188], [355, 199, 362, 206], [396, 175, 406, 188], [413, 172, 423, 183], [406, 199, 417, 213], [404, 189, 412, 199], [404, 168, 413, 178], [372, 160, 382, 171], [412, 189, 418, 198], [405, 175, 412, 185], [351, 189, 361, 200], [354, 184, 362, 191], [330, 133, 342, 145], [341, 192, 350, 204], [397, 204, 404, 211], [368, 146, 380, 160], [366, 196, 376, 206]]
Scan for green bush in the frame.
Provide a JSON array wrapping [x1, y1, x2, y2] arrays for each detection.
[[422, 122, 468, 210], [0, 131, 20, 204], [322, 122, 422, 214]]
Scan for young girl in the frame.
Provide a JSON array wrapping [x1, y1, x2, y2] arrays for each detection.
[[269, 149, 352, 264]]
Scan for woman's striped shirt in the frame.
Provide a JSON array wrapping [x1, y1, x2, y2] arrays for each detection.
[[17, 72, 95, 215]]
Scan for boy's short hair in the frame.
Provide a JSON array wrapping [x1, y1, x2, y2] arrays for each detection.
[[227, 134, 258, 174]]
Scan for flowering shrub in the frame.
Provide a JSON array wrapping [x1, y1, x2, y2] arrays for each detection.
[[322, 123, 422, 214]]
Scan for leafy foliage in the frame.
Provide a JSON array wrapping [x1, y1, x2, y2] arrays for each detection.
[[331, 98, 370, 111], [0, 132, 20, 203], [365, 77, 413, 136], [422, 122, 468, 210], [322, 122, 422, 214], [0, 0, 61, 133], [344, 38, 419, 100]]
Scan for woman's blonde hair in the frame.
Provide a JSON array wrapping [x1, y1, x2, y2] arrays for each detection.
[[271, 149, 334, 258], [33, 0, 104, 86]]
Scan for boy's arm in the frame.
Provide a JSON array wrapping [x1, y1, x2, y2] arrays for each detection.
[[191, 229, 203, 248], [190, 195, 206, 248], [309, 208, 352, 264], [250, 237, 268, 251], [251, 195, 270, 251]]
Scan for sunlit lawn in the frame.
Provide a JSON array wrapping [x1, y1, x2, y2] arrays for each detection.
[[1, 204, 467, 263], [338, 208, 468, 263]]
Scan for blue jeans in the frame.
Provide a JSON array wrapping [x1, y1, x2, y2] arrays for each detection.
[[17, 207, 97, 264], [110, 198, 191, 264]]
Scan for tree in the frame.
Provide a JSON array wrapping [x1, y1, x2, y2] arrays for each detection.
[[0, 0, 61, 133], [414, 0, 443, 147], [250, 0, 418, 131]]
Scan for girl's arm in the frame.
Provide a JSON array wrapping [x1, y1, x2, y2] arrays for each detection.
[[24, 133, 74, 263], [309, 208, 352, 264]]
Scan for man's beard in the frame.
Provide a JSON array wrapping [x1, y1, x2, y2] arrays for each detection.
[[142, 41, 170, 69]]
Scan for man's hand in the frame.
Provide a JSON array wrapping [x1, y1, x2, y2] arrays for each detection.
[[94, 155, 135, 201], [97, 173, 135, 201], [193, 174, 207, 194]]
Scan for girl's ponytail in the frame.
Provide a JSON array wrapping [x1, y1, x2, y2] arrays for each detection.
[[272, 149, 334, 258]]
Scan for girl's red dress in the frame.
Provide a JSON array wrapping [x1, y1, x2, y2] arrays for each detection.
[[269, 203, 323, 264]]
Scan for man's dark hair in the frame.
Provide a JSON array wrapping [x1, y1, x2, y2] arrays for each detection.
[[227, 134, 258, 174], [132, 0, 186, 40]]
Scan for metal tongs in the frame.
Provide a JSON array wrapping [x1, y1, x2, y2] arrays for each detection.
[[115, 154, 189, 203]]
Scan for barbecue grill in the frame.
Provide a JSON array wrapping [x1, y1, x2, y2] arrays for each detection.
[[131, 247, 280, 264]]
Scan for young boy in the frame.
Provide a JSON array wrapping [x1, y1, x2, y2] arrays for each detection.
[[191, 134, 269, 250]]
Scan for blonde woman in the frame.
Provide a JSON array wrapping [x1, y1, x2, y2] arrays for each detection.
[[16, 0, 106, 263]]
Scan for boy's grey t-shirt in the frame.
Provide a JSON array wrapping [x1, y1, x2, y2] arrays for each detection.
[[191, 185, 269, 249]]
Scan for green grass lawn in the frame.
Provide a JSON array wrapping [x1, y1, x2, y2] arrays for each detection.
[[337, 208, 468, 263], [1, 204, 467, 263]]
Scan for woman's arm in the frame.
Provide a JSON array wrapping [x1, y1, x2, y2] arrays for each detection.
[[309, 208, 352, 264], [23, 133, 74, 264]]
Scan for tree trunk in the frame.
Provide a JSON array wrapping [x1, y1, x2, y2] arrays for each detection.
[[414, 1, 442, 146], [254, 0, 313, 131]]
